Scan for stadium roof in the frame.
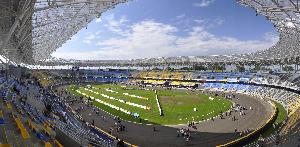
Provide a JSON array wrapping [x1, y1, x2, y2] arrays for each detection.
[[38, 0, 300, 66], [238, 0, 300, 60], [0, 0, 127, 64], [1, 0, 300, 66]]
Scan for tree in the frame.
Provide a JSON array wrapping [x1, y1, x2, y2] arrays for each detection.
[[236, 64, 245, 72], [282, 65, 294, 73], [180, 67, 191, 71], [152, 67, 160, 71], [193, 65, 207, 71], [165, 66, 174, 71]]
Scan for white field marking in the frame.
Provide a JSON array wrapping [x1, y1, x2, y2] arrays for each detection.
[[94, 98, 132, 115], [92, 86, 148, 100], [77, 89, 134, 115], [105, 88, 119, 94], [81, 88, 151, 110], [122, 92, 149, 100], [155, 95, 163, 116]]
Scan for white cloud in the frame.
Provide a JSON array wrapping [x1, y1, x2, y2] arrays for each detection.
[[193, 18, 225, 29], [104, 14, 129, 36], [193, 0, 216, 7], [207, 18, 225, 29], [194, 19, 205, 24], [52, 19, 279, 60], [82, 31, 101, 44], [214, 18, 224, 26], [176, 14, 186, 19], [83, 34, 95, 44]]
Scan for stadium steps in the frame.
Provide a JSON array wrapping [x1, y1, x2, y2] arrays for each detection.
[[0, 126, 10, 146], [0, 101, 50, 147], [5, 129, 34, 147], [3, 113, 33, 147], [281, 108, 300, 136]]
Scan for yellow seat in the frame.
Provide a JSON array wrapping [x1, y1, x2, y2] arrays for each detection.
[[0, 144, 12, 147], [12, 114, 30, 139], [54, 140, 63, 147], [0, 110, 3, 118], [44, 142, 52, 147], [6, 103, 12, 109]]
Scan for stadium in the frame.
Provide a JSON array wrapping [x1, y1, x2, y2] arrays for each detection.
[[0, 0, 300, 147]]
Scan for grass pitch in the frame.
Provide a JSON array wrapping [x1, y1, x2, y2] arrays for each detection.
[[261, 100, 287, 137], [68, 84, 232, 125]]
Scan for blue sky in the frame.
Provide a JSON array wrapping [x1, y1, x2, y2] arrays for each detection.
[[52, 0, 279, 60]]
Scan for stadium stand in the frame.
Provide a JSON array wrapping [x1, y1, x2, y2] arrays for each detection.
[[1, 67, 300, 146]]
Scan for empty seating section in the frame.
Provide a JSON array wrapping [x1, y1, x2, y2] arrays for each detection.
[[130, 79, 142, 83], [5, 103, 11, 109], [143, 80, 165, 85], [137, 71, 157, 78], [0, 111, 3, 125], [281, 108, 300, 136], [0, 126, 10, 147], [160, 71, 171, 79], [288, 99, 300, 115], [12, 113, 30, 139], [54, 139, 63, 147], [175, 72, 185, 79], [170, 81, 195, 86], [0, 78, 65, 147], [203, 83, 300, 115], [83, 70, 130, 83], [136, 71, 194, 80], [0, 109, 10, 147], [45, 142, 52, 147], [0, 72, 134, 147]]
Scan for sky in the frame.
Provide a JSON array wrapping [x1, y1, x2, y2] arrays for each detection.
[[51, 0, 279, 60]]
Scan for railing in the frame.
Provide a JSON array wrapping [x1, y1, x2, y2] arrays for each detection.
[[92, 125, 138, 147]]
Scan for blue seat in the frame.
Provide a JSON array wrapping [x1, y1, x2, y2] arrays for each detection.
[[0, 118, 4, 125], [36, 133, 50, 142]]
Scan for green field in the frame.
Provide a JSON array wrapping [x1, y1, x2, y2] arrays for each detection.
[[261, 101, 287, 137], [67, 84, 232, 125], [273, 101, 287, 125]]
